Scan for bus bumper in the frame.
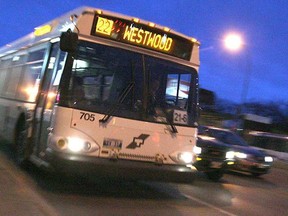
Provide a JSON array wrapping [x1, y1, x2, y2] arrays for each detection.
[[45, 148, 197, 183]]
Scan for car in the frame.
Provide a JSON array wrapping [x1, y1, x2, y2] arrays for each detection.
[[193, 135, 235, 181], [199, 126, 274, 177]]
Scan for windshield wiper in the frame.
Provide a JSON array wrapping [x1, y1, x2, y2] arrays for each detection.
[[168, 119, 178, 133], [99, 82, 134, 123], [161, 107, 178, 133]]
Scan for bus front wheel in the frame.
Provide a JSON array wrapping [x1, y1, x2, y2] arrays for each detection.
[[15, 121, 30, 167]]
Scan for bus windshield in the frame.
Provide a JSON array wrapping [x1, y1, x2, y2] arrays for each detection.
[[59, 40, 198, 127]]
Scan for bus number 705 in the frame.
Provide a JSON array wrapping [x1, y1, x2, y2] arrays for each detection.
[[80, 112, 95, 122]]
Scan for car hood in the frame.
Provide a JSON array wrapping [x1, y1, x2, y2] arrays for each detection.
[[197, 136, 229, 150], [231, 145, 267, 157]]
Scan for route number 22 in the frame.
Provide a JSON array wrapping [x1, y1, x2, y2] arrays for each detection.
[[96, 17, 114, 36]]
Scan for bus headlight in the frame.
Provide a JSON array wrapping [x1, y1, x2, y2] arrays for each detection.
[[169, 151, 194, 164], [51, 135, 98, 153], [178, 152, 193, 164], [67, 137, 87, 152]]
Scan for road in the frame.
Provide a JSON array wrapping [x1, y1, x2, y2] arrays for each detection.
[[0, 144, 287, 216]]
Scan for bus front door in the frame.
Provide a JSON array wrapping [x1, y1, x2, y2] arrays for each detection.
[[32, 42, 65, 159]]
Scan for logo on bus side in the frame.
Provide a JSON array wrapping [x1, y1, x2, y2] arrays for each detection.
[[126, 134, 150, 149]]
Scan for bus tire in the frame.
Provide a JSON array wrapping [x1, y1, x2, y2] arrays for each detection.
[[251, 172, 263, 177], [15, 121, 30, 167], [206, 170, 224, 182]]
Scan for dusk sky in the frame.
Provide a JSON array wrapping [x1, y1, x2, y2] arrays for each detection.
[[1, 0, 287, 104]]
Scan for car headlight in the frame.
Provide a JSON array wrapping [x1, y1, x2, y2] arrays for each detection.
[[235, 152, 247, 159], [226, 151, 235, 159], [193, 146, 202, 154], [264, 156, 273, 162]]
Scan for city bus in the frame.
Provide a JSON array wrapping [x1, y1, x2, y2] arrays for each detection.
[[0, 7, 200, 182]]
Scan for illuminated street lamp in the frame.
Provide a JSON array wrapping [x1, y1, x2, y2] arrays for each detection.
[[224, 33, 243, 52]]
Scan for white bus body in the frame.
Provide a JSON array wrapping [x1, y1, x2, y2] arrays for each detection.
[[0, 7, 200, 182]]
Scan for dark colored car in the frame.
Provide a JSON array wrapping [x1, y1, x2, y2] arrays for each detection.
[[199, 126, 274, 177], [194, 135, 235, 181]]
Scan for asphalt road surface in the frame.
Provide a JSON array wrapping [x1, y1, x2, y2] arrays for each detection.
[[1, 144, 287, 216]]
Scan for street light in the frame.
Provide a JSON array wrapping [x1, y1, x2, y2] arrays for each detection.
[[224, 33, 243, 52]]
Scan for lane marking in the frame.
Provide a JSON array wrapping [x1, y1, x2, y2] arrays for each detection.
[[183, 193, 237, 216]]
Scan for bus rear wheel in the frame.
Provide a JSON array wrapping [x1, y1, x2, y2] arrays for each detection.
[[15, 122, 30, 167]]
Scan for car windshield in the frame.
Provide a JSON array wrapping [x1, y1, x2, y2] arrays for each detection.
[[200, 127, 249, 147], [58, 40, 199, 127]]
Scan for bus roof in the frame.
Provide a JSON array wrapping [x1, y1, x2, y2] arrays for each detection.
[[0, 7, 200, 59]]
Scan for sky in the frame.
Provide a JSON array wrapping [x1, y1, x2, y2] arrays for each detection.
[[1, 0, 287, 104]]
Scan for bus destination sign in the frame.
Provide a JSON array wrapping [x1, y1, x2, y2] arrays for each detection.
[[92, 15, 192, 60]]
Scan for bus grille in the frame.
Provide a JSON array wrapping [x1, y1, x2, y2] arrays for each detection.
[[118, 153, 155, 161]]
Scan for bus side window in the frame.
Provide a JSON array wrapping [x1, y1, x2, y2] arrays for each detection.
[[4, 67, 22, 98], [2, 53, 28, 99], [17, 48, 46, 102], [18, 64, 42, 102], [0, 58, 12, 96]]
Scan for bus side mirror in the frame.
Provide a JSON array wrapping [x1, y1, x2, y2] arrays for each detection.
[[60, 29, 78, 53]]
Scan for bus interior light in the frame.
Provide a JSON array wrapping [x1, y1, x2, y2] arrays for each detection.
[[48, 91, 57, 99]]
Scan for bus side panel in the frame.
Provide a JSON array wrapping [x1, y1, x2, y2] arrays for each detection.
[[0, 98, 34, 143]]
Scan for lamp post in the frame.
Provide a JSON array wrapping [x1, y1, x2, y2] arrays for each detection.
[[223, 33, 251, 115]]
